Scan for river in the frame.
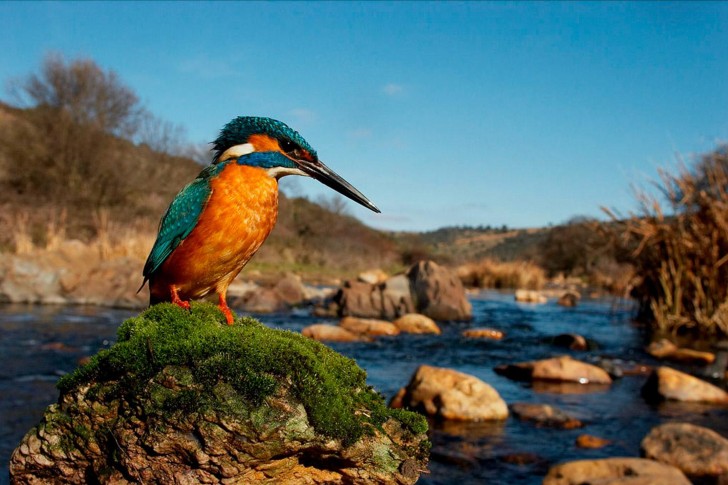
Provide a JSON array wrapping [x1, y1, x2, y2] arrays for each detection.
[[2, 292, 727, 484]]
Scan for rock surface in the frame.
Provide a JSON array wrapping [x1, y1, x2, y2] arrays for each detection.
[[390, 365, 508, 421], [641, 366, 728, 403], [514, 289, 547, 304], [509, 402, 583, 429], [392, 313, 441, 335], [551, 333, 588, 351], [461, 328, 505, 340], [339, 316, 400, 336], [10, 303, 428, 484], [543, 457, 690, 485], [406, 261, 472, 321], [557, 291, 580, 307], [575, 434, 611, 449], [495, 355, 613, 385], [324, 261, 472, 322], [301, 323, 365, 342], [641, 422, 728, 478]]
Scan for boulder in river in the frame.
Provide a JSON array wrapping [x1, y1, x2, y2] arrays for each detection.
[[10, 303, 429, 484], [495, 355, 612, 385], [646, 338, 715, 365], [641, 422, 728, 480], [514, 289, 547, 304], [406, 261, 472, 321], [543, 457, 690, 485], [392, 313, 441, 335], [301, 323, 367, 342], [339, 316, 400, 337], [390, 365, 508, 421], [461, 328, 505, 340], [641, 366, 728, 404]]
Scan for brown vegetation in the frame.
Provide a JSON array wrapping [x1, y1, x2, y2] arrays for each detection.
[[606, 146, 728, 336], [457, 258, 546, 290]]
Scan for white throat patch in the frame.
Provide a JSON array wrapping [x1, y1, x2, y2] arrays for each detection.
[[266, 166, 307, 180], [218, 143, 255, 161]]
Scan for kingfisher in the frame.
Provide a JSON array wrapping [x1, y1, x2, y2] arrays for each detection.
[[140, 116, 379, 325]]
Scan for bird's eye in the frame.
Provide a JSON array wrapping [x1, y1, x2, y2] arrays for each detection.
[[280, 139, 304, 159]]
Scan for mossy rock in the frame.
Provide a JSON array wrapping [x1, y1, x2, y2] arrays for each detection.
[[11, 303, 428, 484]]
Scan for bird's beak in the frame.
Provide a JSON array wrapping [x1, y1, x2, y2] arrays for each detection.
[[297, 159, 381, 213]]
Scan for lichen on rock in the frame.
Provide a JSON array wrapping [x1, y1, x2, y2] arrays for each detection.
[[10, 302, 429, 484]]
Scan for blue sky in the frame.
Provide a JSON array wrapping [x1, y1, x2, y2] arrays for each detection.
[[1, 2, 726, 231]]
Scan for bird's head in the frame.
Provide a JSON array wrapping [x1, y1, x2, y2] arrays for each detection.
[[212, 116, 379, 213]]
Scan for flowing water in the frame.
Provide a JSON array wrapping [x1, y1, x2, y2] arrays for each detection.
[[2, 292, 728, 484]]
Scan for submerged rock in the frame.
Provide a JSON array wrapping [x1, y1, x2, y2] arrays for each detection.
[[390, 365, 508, 421], [10, 303, 428, 484], [509, 403, 583, 429], [575, 434, 611, 449], [641, 422, 728, 479], [462, 328, 505, 340], [543, 457, 690, 485]]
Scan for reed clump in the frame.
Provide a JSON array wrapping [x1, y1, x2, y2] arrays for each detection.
[[606, 146, 728, 336], [458, 258, 546, 289]]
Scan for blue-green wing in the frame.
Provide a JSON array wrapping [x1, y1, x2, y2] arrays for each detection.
[[142, 176, 213, 279]]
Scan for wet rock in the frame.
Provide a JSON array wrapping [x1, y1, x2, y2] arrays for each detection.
[[302, 324, 366, 342], [557, 291, 580, 307], [461, 328, 505, 340], [10, 303, 428, 484], [646, 338, 716, 365], [339, 316, 400, 337], [390, 365, 508, 421], [510, 402, 583, 429], [514, 289, 547, 304], [407, 261, 472, 321], [272, 273, 306, 305], [543, 457, 690, 485], [494, 356, 613, 385], [357, 268, 389, 285], [641, 422, 728, 479], [551, 333, 588, 351], [392, 313, 441, 335], [576, 434, 611, 449], [641, 366, 728, 404]]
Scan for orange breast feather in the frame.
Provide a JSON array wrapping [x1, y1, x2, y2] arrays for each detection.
[[153, 164, 279, 300]]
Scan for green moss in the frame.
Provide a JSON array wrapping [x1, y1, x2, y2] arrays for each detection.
[[58, 302, 427, 445]]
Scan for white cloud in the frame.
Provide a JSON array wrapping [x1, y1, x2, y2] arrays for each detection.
[[382, 83, 404, 96]]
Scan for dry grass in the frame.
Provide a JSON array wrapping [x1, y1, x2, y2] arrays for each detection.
[[606, 146, 728, 336], [458, 258, 546, 290]]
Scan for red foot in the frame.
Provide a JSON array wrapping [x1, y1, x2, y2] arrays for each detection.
[[218, 294, 235, 325], [170, 287, 191, 311]]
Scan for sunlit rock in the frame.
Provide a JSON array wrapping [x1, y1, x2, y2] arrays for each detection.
[[514, 289, 547, 304], [543, 457, 690, 485], [495, 355, 612, 385], [461, 328, 505, 340], [302, 323, 365, 342], [390, 365, 507, 421], [641, 422, 728, 480], [641, 366, 728, 403], [339, 316, 400, 337], [393, 313, 441, 335]]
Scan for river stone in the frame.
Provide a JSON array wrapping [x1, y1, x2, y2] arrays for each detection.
[[392, 313, 441, 335], [407, 261, 472, 321], [302, 323, 366, 342], [641, 422, 728, 478], [339, 316, 400, 336], [575, 434, 611, 449], [461, 328, 505, 340], [543, 457, 690, 485], [390, 365, 508, 421], [10, 303, 428, 484], [514, 289, 547, 304], [509, 402, 583, 429], [495, 355, 612, 384], [641, 366, 728, 403]]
